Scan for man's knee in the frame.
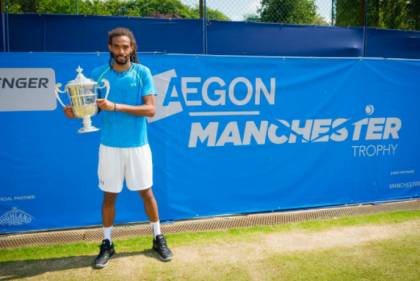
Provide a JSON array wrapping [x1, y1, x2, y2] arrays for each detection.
[[139, 188, 154, 202], [103, 192, 118, 208]]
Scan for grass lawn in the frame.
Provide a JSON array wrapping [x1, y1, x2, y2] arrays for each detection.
[[0, 210, 419, 280]]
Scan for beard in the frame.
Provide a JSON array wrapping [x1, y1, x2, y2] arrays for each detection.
[[111, 53, 130, 65]]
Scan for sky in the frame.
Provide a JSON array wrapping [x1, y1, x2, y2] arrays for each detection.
[[180, 0, 332, 23]]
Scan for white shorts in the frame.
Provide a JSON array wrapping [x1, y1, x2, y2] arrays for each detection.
[[98, 144, 153, 193]]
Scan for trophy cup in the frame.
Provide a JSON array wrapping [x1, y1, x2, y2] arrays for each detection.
[[55, 66, 110, 133]]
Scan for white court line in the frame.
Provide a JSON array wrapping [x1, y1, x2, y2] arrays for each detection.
[[189, 111, 260, 117]]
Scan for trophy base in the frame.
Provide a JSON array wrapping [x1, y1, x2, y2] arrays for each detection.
[[78, 116, 99, 134], [78, 126, 100, 134]]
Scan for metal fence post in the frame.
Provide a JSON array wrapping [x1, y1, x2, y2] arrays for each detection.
[[1, 0, 5, 52], [331, 0, 336, 26], [4, 0, 9, 52], [363, 0, 368, 57], [199, 0, 204, 18], [201, 0, 207, 54]]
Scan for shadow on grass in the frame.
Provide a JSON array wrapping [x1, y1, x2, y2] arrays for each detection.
[[0, 249, 157, 280]]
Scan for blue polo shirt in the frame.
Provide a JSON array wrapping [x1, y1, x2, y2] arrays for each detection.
[[91, 63, 156, 148]]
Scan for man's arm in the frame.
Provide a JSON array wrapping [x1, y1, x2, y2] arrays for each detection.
[[96, 95, 156, 117]]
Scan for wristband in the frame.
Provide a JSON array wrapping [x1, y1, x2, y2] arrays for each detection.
[[113, 103, 117, 112]]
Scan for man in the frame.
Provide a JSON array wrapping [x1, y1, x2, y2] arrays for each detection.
[[64, 27, 173, 267]]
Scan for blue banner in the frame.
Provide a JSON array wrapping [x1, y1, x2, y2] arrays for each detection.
[[0, 53, 419, 233], [8, 15, 420, 59]]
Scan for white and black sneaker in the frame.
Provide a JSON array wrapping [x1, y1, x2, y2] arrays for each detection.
[[153, 234, 173, 261], [94, 239, 115, 268]]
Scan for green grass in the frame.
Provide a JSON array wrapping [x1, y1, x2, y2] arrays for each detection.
[[133, 234, 420, 281], [1, 209, 419, 263], [255, 234, 420, 281], [0, 209, 419, 281]]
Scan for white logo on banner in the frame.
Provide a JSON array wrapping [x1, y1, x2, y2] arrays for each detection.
[[0, 207, 33, 226], [149, 69, 183, 122], [187, 116, 401, 149], [150, 70, 401, 155], [149, 69, 276, 122]]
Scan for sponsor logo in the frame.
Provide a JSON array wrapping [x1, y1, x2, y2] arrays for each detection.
[[150, 70, 402, 156], [0, 68, 56, 111], [149, 69, 275, 122], [188, 116, 401, 148], [389, 181, 420, 189], [0, 77, 49, 89], [0, 207, 33, 226], [149, 69, 183, 122]]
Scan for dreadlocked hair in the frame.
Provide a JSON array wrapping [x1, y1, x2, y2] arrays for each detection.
[[108, 27, 139, 63]]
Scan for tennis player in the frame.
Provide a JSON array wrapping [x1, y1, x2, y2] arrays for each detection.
[[64, 27, 173, 267]]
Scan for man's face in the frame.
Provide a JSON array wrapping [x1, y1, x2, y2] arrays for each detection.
[[108, 35, 133, 65]]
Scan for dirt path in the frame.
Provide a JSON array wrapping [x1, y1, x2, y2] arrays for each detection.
[[173, 219, 420, 263], [2, 219, 420, 281]]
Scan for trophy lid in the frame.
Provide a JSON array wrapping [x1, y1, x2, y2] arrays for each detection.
[[66, 66, 97, 87]]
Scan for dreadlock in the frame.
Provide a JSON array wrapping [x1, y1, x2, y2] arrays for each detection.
[[108, 27, 139, 64]]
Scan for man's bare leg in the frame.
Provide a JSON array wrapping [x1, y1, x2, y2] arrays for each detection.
[[139, 188, 159, 222], [95, 192, 118, 268], [139, 188, 173, 261], [103, 192, 118, 227]]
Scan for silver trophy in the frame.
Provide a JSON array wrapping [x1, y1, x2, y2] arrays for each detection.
[[55, 66, 110, 133]]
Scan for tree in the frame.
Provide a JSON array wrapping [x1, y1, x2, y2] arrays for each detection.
[[258, 0, 321, 25], [4, 0, 229, 21], [200, 7, 230, 21], [334, 0, 419, 30], [37, 0, 78, 14], [6, 0, 38, 12], [244, 13, 261, 22], [382, 0, 410, 29], [408, 0, 420, 30], [334, 0, 362, 26]]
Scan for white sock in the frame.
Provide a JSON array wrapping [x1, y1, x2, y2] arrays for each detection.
[[103, 226, 112, 243], [151, 221, 161, 238]]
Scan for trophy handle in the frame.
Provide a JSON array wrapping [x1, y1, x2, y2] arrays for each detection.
[[98, 79, 110, 100], [54, 83, 67, 107]]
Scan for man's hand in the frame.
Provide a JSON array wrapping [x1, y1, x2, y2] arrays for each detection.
[[64, 105, 76, 119], [97, 98, 115, 111]]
